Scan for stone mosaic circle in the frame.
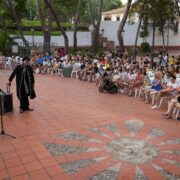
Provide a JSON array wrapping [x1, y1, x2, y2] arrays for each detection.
[[44, 119, 180, 179]]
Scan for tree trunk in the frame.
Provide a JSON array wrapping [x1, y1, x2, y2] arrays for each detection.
[[117, 0, 132, 52], [88, 0, 103, 51], [44, 0, 69, 54], [175, 0, 180, 16], [73, 0, 82, 50], [45, 6, 52, 53], [37, 0, 52, 53], [161, 25, 165, 52], [151, 21, 156, 62], [7, 0, 29, 53], [133, 13, 143, 61], [167, 20, 170, 50]]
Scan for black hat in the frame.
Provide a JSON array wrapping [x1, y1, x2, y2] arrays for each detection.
[[22, 56, 30, 61]]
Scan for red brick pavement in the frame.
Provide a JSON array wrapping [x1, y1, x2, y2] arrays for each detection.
[[0, 70, 179, 179]]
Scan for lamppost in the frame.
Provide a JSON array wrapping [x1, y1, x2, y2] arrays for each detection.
[[31, 27, 35, 47]]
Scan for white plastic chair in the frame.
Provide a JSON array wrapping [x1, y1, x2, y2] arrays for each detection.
[[150, 91, 159, 105], [71, 63, 80, 79], [176, 109, 180, 119], [58, 68, 63, 77], [174, 103, 180, 119], [135, 87, 142, 98], [159, 96, 171, 108]]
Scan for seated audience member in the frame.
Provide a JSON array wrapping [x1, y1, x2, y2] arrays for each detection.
[[52, 59, 61, 75], [144, 72, 162, 103], [128, 68, 144, 96], [163, 53, 169, 67], [78, 60, 86, 80], [144, 54, 150, 66], [30, 55, 36, 70], [88, 63, 98, 82], [95, 63, 105, 86], [112, 66, 122, 83], [103, 57, 111, 70], [59, 48, 65, 57], [168, 55, 176, 66], [119, 69, 136, 93], [162, 71, 171, 85], [44, 52, 51, 60], [151, 75, 179, 109], [47, 59, 53, 74], [71, 60, 81, 78], [123, 48, 129, 59], [175, 68, 180, 87], [36, 55, 44, 73], [42, 59, 48, 73], [162, 92, 180, 119], [79, 60, 93, 81], [139, 57, 144, 69]]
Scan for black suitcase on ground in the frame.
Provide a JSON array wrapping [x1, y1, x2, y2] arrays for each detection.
[[0, 86, 13, 113]]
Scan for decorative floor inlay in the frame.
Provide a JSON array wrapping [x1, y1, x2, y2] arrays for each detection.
[[160, 139, 180, 145], [163, 159, 180, 167], [88, 170, 118, 180], [170, 150, 180, 155], [88, 164, 120, 180], [146, 128, 166, 140], [105, 138, 158, 164], [43, 119, 180, 179], [56, 132, 91, 141], [61, 159, 96, 174], [44, 143, 89, 156], [124, 119, 144, 136], [105, 124, 120, 137], [136, 167, 148, 180], [153, 164, 179, 180]]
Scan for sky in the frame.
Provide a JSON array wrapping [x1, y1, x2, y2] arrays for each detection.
[[121, 0, 135, 4], [121, 0, 127, 4]]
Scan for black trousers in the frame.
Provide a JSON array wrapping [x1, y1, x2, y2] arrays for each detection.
[[19, 88, 29, 110]]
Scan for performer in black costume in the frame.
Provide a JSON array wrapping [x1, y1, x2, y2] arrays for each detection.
[[8, 57, 36, 113]]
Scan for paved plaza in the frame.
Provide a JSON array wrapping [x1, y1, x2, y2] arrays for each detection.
[[0, 70, 179, 180]]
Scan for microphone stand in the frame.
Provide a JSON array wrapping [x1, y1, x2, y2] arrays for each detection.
[[0, 89, 16, 138]]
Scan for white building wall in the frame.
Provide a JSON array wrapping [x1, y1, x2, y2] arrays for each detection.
[[100, 21, 180, 47], [12, 21, 180, 48], [12, 32, 92, 47]]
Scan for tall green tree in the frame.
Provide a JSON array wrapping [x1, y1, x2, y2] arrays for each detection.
[[26, 0, 37, 20], [73, 0, 82, 50], [37, 0, 52, 53], [130, 0, 147, 60], [44, 0, 69, 53], [147, 0, 177, 59], [80, 0, 122, 24], [130, 0, 178, 60], [117, 0, 132, 52], [88, 0, 104, 51], [0, 29, 9, 53], [7, 0, 29, 52], [174, 0, 180, 16], [53, 0, 78, 23]]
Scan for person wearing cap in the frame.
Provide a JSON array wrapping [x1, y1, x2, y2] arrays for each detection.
[[7, 56, 36, 113]]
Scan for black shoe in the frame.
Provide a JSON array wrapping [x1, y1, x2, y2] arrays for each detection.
[[177, 117, 180, 121], [27, 108, 34, 111], [19, 109, 24, 113]]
